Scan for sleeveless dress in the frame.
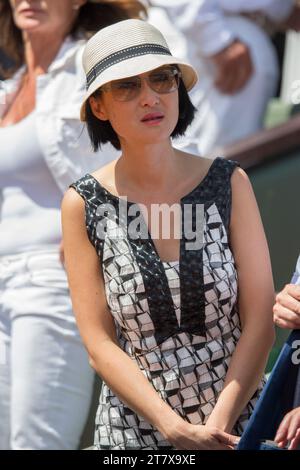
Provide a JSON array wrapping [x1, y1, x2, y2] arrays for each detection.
[[69, 157, 265, 450]]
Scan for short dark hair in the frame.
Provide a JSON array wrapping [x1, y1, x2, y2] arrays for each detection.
[[85, 78, 197, 151]]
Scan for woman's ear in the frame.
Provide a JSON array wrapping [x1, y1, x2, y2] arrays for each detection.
[[89, 96, 109, 121]]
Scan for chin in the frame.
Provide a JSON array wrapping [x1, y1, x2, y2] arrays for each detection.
[[17, 18, 44, 31]]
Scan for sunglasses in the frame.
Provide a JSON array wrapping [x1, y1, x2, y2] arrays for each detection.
[[99, 67, 182, 102]]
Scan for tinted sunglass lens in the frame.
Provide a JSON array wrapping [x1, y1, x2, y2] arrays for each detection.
[[111, 78, 140, 101], [149, 70, 179, 93]]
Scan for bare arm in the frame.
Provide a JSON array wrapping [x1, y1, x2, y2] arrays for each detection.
[[206, 168, 276, 433], [61, 188, 237, 450]]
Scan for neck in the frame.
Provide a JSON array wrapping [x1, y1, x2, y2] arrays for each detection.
[[116, 139, 180, 193], [22, 30, 65, 75]]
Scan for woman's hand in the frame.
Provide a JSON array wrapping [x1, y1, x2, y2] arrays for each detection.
[[273, 284, 300, 330], [275, 407, 300, 450], [166, 420, 239, 450]]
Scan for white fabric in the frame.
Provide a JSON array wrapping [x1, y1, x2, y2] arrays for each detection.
[[294, 255, 300, 280], [219, 0, 294, 22], [149, 3, 281, 155], [0, 247, 95, 449], [151, 0, 294, 56], [0, 35, 120, 197], [0, 110, 62, 255], [280, 31, 300, 104]]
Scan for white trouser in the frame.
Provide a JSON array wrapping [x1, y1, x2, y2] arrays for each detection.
[[0, 246, 95, 450], [150, 10, 280, 155]]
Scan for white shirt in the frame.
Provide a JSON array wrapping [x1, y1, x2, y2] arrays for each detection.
[[293, 256, 300, 283], [0, 110, 62, 255], [0, 35, 120, 197], [150, 0, 294, 56]]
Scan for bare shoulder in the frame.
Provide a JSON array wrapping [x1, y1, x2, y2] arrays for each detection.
[[61, 186, 85, 217], [230, 166, 260, 226], [230, 166, 253, 194]]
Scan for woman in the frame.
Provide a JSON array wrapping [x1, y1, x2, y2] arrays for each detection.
[[0, 0, 146, 450], [62, 19, 276, 450]]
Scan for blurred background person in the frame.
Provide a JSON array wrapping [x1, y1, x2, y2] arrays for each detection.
[[147, 0, 300, 155], [0, 0, 146, 450], [273, 255, 300, 450]]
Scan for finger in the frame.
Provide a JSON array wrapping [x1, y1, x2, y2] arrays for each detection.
[[222, 54, 253, 93], [287, 415, 300, 441], [275, 291, 300, 316], [233, 62, 253, 92], [274, 316, 298, 330], [284, 284, 300, 301], [213, 442, 235, 450], [215, 62, 246, 94], [277, 439, 288, 448], [216, 430, 240, 447], [275, 430, 288, 443], [217, 76, 243, 94], [275, 415, 292, 441], [289, 428, 300, 450], [215, 70, 236, 94], [274, 305, 300, 326], [217, 67, 251, 94]]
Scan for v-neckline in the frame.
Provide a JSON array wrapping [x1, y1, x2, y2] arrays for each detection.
[[86, 157, 219, 205], [86, 157, 220, 265]]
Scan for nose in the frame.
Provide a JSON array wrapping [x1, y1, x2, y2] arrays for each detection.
[[138, 79, 160, 107]]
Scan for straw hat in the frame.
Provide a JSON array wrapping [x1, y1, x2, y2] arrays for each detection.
[[80, 18, 198, 121]]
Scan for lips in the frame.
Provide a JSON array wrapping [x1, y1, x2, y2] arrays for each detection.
[[20, 8, 42, 14], [141, 112, 164, 123]]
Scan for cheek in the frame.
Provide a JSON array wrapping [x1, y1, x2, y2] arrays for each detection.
[[106, 105, 135, 137], [49, 0, 73, 21], [170, 94, 180, 121]]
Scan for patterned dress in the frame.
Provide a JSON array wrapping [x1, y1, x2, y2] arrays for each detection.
[[70, 157, 265, 450]]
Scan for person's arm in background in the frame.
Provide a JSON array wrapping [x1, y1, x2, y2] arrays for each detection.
[[273, 256, 300, 330], [151, 0, 253, 94], [219, 0, 294, 23], [273, 255, 300, 449], [205, 168, 276, 433], [221, 1, 300, 33]]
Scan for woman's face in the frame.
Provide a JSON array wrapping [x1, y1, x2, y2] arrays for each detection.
[[90, 68, 180, 149], [9, 0, 87, 36]]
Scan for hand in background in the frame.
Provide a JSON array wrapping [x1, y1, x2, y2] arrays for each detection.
[[210, 40, 253, 95], [273, 284, 300, 329], [275, 407, 300, 450]]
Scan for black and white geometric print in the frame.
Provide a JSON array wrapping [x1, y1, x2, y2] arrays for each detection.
[[69, 157, 265, 450]]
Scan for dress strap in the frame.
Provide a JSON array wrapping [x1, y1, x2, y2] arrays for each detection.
[[69, 174, 106, 253], [207, 157, 240, 233]]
